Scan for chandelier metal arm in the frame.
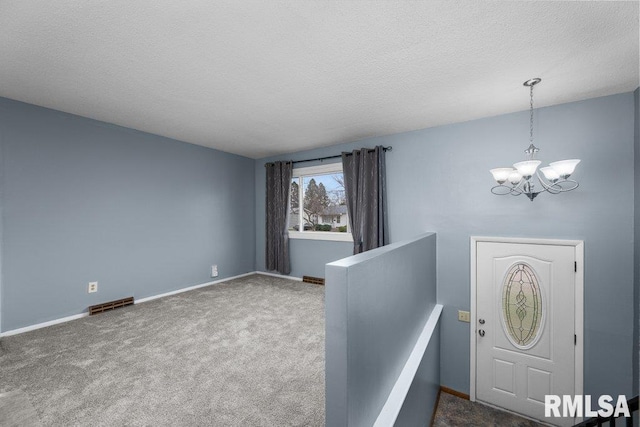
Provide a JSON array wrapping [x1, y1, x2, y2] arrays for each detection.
[[491, 175, 579, 201], [534, 171, 562, 194]]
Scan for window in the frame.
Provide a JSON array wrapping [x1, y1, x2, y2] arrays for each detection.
[[501, 263, 544, 349], [288, 163, 352, 242]]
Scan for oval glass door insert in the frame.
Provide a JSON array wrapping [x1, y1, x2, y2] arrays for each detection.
[[501, 263, 544, 349]]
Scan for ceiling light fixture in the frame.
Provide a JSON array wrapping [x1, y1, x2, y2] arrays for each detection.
[[490, 78, 580, 201]]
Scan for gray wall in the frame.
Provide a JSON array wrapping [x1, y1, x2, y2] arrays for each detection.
[[290, 239, 352, 279], [257, 92, 636, 398], [325, 233, 438, 427], [634, 87, 639, 395], [0, 97, 256, 332], [0, 118, 4, 333]]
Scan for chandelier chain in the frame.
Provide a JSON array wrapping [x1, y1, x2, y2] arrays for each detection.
[[529, 83, 534, 144]]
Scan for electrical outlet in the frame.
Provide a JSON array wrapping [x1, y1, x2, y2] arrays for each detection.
[[88, 282, 98, 293], [211, 265, 218, 278], [458, 310, 470, 323]]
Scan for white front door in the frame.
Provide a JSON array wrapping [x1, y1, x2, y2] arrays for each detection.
[[475, 241, 579, 426]]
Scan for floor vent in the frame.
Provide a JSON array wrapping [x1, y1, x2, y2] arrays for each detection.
[[89, 297, 134, 315], [302, 276, 325, 285]]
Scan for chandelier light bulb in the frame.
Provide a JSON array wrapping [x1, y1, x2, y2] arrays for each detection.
[[513, 160, 541, 179], [508, 171, 523, 185], [539, 166, 560, 183], [549, 159, 581, 179], [490, 168, 514, 184]]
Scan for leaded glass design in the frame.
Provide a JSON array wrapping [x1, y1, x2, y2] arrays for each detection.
[[501, 263, 543, 348]]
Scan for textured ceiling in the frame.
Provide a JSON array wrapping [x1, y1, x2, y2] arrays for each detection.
[[0, 1, 638, 159]]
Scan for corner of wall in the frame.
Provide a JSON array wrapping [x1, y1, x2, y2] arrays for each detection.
[[250, 158, 258, 273], [0, 114, 4, 334], [634, 87, 639, 395], [254, 158, 266, 273]]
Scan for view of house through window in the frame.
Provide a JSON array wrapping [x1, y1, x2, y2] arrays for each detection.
[[288, 164, 350, 235]]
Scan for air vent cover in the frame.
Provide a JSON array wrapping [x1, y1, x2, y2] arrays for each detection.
[[89, 297, 134, 315], [302, 276, 325, 285]]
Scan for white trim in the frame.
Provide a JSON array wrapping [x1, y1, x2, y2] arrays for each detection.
[[0, 271, 307, 338], [289, 230, 353, 242], [292, 162, 342, 177], [470, 238, 478, 401], [470, 235, 583, 247], [574, 241, 584, 416], [134, 271, 256, 304], [0, 312, 89, 337], [289, 161, 352, 243], [374, 304, 443, 427], [469, 236, 584, 406], [255, 271, 303, 281]]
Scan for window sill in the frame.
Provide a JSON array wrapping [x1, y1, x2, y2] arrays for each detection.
[[288, 231, 353, 242]]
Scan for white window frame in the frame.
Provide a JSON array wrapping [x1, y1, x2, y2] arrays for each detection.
[[288, 163, 353, 242]]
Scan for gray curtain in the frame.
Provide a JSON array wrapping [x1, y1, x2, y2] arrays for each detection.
[[342, 146, 387, 254], [265, 161, 293, 274]]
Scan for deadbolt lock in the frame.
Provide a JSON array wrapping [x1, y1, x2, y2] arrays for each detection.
[[479, 319, 485, 324]]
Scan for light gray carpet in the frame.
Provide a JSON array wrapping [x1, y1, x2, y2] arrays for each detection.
[[0, 390, 42, 427], [0, 274, 325, 426]]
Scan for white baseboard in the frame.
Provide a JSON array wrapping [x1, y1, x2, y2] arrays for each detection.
[[0, 271, 308, 338], [255, 271, 303, 281], [0, 312, 89, 338], [134, 271, 256, 304]]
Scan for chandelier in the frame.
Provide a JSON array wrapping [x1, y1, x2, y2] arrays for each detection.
[[490, 78, 580, 201]]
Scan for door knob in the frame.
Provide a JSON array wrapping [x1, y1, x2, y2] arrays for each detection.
[[479, 319, 485, 324], [479, 330, 485, 337]]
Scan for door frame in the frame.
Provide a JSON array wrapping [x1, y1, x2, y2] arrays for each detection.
[[469, 236, 584, 404]]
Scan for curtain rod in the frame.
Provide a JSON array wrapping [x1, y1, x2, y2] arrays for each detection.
[[264, 146, 392, 167]]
